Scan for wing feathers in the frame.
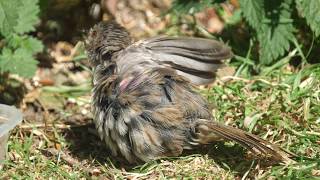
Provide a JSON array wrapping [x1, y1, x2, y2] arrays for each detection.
[[146, 36, 233, 62], [118, 36, 233, 85], [143, 36, 233, 85]]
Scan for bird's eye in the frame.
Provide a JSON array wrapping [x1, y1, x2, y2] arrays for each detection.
[[90, 30, 97, 38], [101, 51, 113, 60]]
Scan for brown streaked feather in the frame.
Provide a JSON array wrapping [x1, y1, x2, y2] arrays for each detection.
[[195, 119, 295, 162]]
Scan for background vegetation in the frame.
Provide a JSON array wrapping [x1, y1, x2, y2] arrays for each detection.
[[0, 0, 319, 179]]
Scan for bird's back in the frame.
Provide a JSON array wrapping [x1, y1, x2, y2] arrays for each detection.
[[92, 48, 213, 162]]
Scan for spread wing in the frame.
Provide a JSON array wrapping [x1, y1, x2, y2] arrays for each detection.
[[119, 36, 233, 85]]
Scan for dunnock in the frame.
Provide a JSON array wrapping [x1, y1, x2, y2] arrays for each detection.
[[85, 21, 292, 163]]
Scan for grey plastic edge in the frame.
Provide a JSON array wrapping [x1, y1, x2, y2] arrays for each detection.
[[0, 104, 23, 137]]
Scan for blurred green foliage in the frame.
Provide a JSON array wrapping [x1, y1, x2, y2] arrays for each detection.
[[169, 0, 320, 66], [0, 0, 43, 78]]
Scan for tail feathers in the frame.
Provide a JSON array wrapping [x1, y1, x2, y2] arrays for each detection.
[[196, 120, 295, 163]]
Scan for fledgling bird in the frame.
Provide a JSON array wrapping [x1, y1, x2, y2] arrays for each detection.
[[85, 21, 292, 163]]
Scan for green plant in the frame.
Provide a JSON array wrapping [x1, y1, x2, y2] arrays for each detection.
[[169, 0, 320, 66], [0, 0, 43, 78]]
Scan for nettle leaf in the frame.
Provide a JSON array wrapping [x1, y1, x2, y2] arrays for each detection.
[[239, 0, 264, 29], [258, 0, 295, 64], [258, 21, 295, 64], [0, 0, 42, 78], [0, 0, 40, 35], [0, 2, 5, 34], [7, 34, 43, 54], [296, 0, 320, 37], [14, 0, 40, 34], [0, 0, 19, 36], [0, 35, 43, 78], [240, 0, 295, 65], [0, 47, 38, 78]]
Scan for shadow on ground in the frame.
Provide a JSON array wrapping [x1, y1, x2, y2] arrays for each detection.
[[61, 124, 277, 177]]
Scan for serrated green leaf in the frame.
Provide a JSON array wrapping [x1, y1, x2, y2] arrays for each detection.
[[0, 0, 40, 36], [259, 0, 295, 65], [21, 36, 43, 54], [14, 0, 40, 34], [296, 0, 320, 37], [258, 23, 295, 64], [0, 47, 38, 78], [7, 34, 43, 54], [0, 0, 19, 36], [0, 0, 42, 79], [0, 3, 5, 34], [239, 0, 295, 65], [239, 0, 264, 29]]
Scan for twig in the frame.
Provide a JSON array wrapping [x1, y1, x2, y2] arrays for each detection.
[[122, 171, 155, 179], [305, 131, 320, 136], [220, 76, 291, 88], [47, 148, 79, 165], [19, 123, 91, 129], [46, 148, 93, 175], [220, 76, 250, 83], [241, 160, 255, 180], [287, 128, 320, 137]]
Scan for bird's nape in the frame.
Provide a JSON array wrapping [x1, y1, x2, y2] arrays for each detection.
[[85, 21, 131, 67]]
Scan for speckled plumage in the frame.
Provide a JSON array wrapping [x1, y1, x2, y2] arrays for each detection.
[[85, 21, 292, 163]]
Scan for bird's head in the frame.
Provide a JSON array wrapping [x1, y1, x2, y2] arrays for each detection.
[[85, 21, 131, 67]]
